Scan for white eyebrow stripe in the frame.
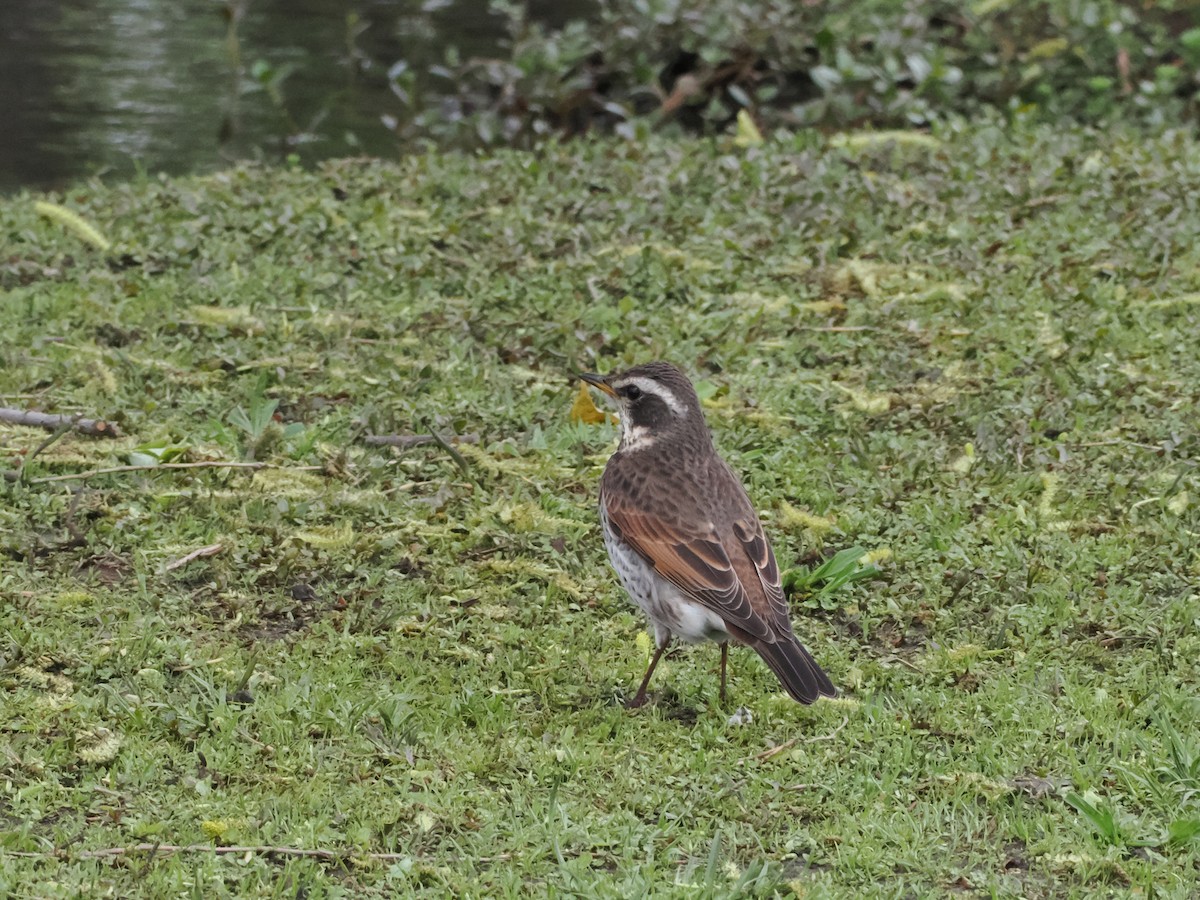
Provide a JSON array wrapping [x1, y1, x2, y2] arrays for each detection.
[[611, 376, 688, 416]]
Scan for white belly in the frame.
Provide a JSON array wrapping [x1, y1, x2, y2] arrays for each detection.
[[601, 507, 729, 647]]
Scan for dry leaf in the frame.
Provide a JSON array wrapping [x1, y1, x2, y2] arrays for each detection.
[[34, 200, 112, 250], [734, 109, 764, 148], [571, 382, 613, 425], [164, 543, 225, 572]]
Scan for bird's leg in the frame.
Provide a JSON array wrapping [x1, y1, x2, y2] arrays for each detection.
[[628, 638, 670, 709], [719, 642, 729, 706]]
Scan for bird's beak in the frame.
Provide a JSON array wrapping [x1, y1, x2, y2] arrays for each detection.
[[578, 372, 616, 397]]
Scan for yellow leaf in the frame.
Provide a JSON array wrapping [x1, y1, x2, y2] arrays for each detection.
[[1144, 293, 1200, 309], [834, 384, 891, 414], [974, 0, 1016, 14], [635, 631, 653, 659], [734, 109, 765, 148], [1027, 38, 1069, 60], [862, 547, 892, 566], [202, 820, 230, 840], [800, 299, 847, 315], [778, 501, 837, 537], [77, 727, 122, 764], [294, 522, 355, 550], [950, 444, 976, 473], [571, 381, 613, 425], [830, 131, 942, 153], [186, 305, 264, 333], [1037, 472, 1061, 520], [34, 201, 111, 250]]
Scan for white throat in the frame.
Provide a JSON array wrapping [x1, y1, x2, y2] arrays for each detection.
[[618, 422, 655, 451]]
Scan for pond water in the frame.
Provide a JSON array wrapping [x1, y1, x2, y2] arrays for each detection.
[[2, 0, 591, 194]]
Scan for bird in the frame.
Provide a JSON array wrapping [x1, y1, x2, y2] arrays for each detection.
[[579, 362, 837, 708]]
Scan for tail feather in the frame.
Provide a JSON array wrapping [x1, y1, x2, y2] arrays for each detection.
[[752, 636, 836, 704]]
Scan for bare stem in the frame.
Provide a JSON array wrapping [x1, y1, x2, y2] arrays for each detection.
[[0, 407, 122, 438], [2, 843, 513, 863], [19, 461, 325, 485]]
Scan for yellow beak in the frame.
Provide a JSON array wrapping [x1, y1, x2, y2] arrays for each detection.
[[577, 372, 616, 397]]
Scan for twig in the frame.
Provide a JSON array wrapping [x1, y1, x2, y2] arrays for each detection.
[[746, 716, 849, 762], [62, 485, 90, 546], [13, 416, 79, 483], [163, 543, 225, 572], [881, 655, 922, 672], [419, 418, 473, 480], [24, 461, 325, 485], [1069, 439, 1164, 451], [1129, 495, 1164, 511], [794, 326, 877, 333], [1, 844, 513, 863], [0, 407, 123, 438], [362, 432, 480, 449]]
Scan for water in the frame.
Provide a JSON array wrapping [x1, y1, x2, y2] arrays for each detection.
[[1, 0, 589, 194]]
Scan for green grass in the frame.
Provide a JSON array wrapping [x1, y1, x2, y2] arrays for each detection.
[[2, 120, 1199, 897]]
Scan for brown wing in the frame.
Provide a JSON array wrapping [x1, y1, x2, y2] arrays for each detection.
[[718, 459, 795, 632], [713, 461, 837, 701], [600, 455, 774, 641], [603, 452, 836, 703]]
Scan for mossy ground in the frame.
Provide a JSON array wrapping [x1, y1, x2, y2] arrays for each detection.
[[2, 121, 1199, 896]]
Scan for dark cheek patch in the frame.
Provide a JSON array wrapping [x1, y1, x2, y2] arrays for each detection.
[[631, 396, 671, 429]]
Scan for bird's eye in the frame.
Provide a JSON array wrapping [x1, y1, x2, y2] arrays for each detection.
[[623, 384, 642, 400]]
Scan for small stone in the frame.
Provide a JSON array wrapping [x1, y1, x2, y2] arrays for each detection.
[[727, 706, 753, 727]]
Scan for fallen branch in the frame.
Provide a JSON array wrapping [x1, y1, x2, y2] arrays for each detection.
[[163, 543, 225, 572], [23, 461, 325, 485], [8, 415, 79, 484], [746, 716, 849, 762], [362, 432, 480, 448], [419, 417, 474, 480], [1069, 439, 1165, 451], [794, 326, 877, 333], [2, 843, 513, 863], [0, 407, 123, 438]]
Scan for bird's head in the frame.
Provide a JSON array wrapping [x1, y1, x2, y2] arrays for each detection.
[[579, 362, 707, 451]]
